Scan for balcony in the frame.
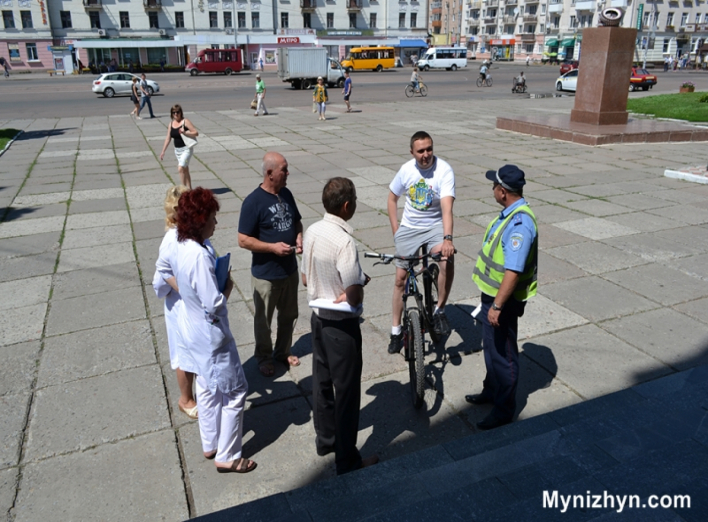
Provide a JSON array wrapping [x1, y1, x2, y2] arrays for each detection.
[[502, 15, 515, 23], [468, 0, 482, 7], [484, 16, 497, 23], [520, 32, 536, 40], [143, 0, 162, 9], [484, 0, 498, 6], [300, 0, 316, 10], [523, 14, 537, 22], [574, 0, 595, 10], [346, 0, 362, 9], [432, 20, 443, 27], [609, 0, 627, 6], [83, 0, 103, 8], [524, 0, 538, 3], [666, 24, 675, 31], [548, 1, 563, 12], [505, 0, 517, 4]]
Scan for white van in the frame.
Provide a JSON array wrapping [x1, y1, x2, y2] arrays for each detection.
[[417, 47, 468, 71]]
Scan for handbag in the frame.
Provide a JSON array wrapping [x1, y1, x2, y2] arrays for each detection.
[[312, 101, 317, 113], [250, 98, 258, 110], [181, 123, 197, 149]]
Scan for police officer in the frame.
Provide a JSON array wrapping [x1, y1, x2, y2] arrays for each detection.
[[466, 165, 538, 430]]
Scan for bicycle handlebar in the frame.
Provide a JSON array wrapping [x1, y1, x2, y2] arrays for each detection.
[[364, 250, 457, 264]]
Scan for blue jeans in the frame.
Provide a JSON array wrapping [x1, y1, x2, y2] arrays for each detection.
[[139, 96, 154, 117]]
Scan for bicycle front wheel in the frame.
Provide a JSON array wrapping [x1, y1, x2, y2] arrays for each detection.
[[405, 84, 415, 98], [406, 309, 425, 409], [486, 77, 493, 87], [420, 85, 428, 97]]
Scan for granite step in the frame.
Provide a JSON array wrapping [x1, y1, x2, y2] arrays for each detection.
[[194, 364, 708, 522]]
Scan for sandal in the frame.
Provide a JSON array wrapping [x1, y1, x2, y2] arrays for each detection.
[[178, 403, 198, 419], [216, 458, 257, 474], [259, 362, 274, 377]]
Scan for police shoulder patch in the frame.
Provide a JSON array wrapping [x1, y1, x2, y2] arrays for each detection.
[[510, 233, 524, 251]]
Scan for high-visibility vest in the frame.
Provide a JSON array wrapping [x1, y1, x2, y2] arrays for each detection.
[[472, 204, 538, 301]]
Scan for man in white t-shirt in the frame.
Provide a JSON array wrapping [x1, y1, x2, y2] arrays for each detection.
[[387, 131, 456, 354]]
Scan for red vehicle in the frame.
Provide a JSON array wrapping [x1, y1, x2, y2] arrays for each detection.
[[186, 48, 243, 76], [629, 66, 657, 91], [559, 60, 579, 75]]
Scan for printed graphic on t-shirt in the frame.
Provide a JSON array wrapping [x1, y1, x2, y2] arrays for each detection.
[[269, 201, 293, 232], [408, 178, 435, 211]]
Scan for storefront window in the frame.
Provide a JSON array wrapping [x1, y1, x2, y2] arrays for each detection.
[[147, 48, 167, 64]]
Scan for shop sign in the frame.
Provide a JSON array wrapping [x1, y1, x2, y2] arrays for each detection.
[[490, 39, 515, 45], [278, 37, 300, 44]]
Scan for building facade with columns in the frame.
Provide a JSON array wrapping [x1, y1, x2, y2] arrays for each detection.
[[0, 0, 430, 73]]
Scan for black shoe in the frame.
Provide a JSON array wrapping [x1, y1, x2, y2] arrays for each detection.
[[433, 311, 451, 336], [476, 414, 512, 431], [388, 333, 403, 354], [317, 445, 334, 457], [465, 393, 493, 405]]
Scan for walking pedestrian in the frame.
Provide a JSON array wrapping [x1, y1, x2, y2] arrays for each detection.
[[465, 165, 538, 430], [313, 76, 328, 121], [159, 104, 198, 189], [259, 57, 264, 72], [137, 73, 155, 119], [526, 55, 530, 67], [254, 73, 268, 116], [129, 77, 140, 118], [238, 152, 303, 377], [153, 185, 201, 420], [175, 188, 257, 474], [301, 177, 379, 475], [342, 70, 352, 112], [0, 57, 9, 78]]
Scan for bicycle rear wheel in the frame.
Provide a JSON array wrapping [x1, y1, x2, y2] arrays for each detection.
[[405, 84, 415, 98], [420, 85, 428, 97], [406, 309, 425, 409], [424, 264, 441, 343], [476, 77, 483, 87]]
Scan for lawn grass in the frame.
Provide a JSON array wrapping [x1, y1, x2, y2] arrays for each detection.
[[627, 92, 708, 122], [0, 128, 21, 150]]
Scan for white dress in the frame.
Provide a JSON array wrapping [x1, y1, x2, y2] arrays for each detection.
[[153, 227, 213, 374], [174, 238, 246, 395]]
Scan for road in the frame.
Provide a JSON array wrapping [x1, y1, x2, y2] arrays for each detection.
[[0, 63, 705, 119]]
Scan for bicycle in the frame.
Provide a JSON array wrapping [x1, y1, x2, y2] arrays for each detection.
[[365, 245, 449, 409], [476, 75, 493, 87], [405, 81, 428, 98]]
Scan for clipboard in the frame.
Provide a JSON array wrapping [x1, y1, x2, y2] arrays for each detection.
[[215, 253, 230, 292]]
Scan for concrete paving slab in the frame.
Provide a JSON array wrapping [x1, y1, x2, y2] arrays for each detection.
[[536, 224, 588, 250], [518, 294, 588, 340], [183, 396, 320, 517], [564, 199, 630, 217], [0, 231, 60, 259], [0, 340, 39, 396], [25, 365, 170, 461], [673, 297, 708, 325], [56, 241, 135, 273], [0, 215, 65, 239], [64, 210, 130, 230], [544, 241, 647, 275], [648, 204, 708, 226], [45, 286, 146, 336], [532, 204, 587, 225], [68, 197, 127, 215], [0, 468, 18, 519], [0, 302, 47, 347], [133, 219, 167, 241], [537, 251, 588, 285], [604, 264, 708, 306], [61, 223, 133, 250], [0, 251, 57, 284], [653, 225, 708, 252], [0, 275, 51, 310], [38, 320, 155, 388], [601, 308, 708, 371], [51, 262, 141, 301], [553, 217, 639, 240], [604, 211, 686, 233], [673, 253, 708, 281], [13, 430, 188, 522], [0, 393, 30, 468], [602, 231, 705, 263], [525, 324, 672, 400]]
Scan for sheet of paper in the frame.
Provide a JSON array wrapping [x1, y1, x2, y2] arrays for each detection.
[[308, 298, 362, 314], [471, 303, 482, 319]]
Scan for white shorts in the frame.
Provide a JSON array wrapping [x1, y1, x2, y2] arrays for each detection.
[[175, 146, 192, 168]]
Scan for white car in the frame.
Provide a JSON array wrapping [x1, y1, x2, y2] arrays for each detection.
[[92, 73, 160, 98], [555, 69, 578, 92]]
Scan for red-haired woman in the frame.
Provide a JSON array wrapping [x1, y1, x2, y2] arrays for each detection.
[[175, 187, 256, 473]]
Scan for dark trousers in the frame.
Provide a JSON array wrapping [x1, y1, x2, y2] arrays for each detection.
[[310, 312, 363, 475], [139, 96, 154, 117], [480, 293, 524, 421]]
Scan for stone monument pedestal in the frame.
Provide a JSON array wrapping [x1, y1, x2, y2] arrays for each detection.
[[570, 27, 637, 125]]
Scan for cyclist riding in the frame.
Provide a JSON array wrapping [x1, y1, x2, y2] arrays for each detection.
[[410, 66, 422, 93], [387, 131, 456, 354], [479, 63, 489, 82], [514, 71, 526, 89]]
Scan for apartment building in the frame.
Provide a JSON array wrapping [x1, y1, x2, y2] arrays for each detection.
[[429, 0, 464, 45], [0, 0, 429, 73], [463, 0, 708, 64]]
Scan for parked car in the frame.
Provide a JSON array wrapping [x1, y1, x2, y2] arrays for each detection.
[[92, 73, 160, 98], [629, 66, 657, 91], [559, 60, 579, 75], [555, 69, 578, 92]]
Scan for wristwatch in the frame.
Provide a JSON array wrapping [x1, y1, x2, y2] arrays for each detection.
[[443, 234, 453, 241], [492, 302, 503, 311]]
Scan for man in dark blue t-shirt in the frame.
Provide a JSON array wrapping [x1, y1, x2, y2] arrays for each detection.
[[238, 152, 303, 377]]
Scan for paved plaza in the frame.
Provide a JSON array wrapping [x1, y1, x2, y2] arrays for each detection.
[[1, 95, 708, 520]]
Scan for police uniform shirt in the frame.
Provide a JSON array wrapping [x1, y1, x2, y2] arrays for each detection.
[[486, 198, 536, 273]]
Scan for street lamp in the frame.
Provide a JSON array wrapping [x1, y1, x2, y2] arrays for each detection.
[[446, 2, 451, 45]]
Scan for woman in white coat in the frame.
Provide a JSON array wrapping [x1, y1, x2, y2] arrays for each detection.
[[175, 187, 256, 473]]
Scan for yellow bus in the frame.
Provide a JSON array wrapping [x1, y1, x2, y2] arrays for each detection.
[[341, 47, 395, 72]]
